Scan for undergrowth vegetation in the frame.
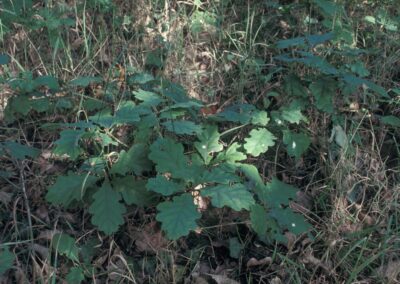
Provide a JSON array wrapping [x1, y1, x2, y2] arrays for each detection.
[[0, 0, 399, 283]]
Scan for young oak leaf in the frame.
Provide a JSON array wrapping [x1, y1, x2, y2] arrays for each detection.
[[194, 125, 223, 164], [89, 182, 126, 235], [283, 130, 311, 159], [201, 183, 255, 211], [0, 248, 15, 275], [53, 129, 85, 160], [156, 194, 201, 240], [51, 233, 79, 262], [46, 173, 99, 207], [149, 137, 196, 179], [215, 142, 246, 164], [244, 128, 276, 157], [113, 176, 158, 207], [110, 144, 152, 176], [146, 175, 185, 196], [309, 78, 336, 113], [250, 204, 268, 239]]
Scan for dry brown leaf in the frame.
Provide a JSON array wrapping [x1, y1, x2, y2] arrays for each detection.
[[206, 274, 240, 284], [35, 205, 50, 223], [246, 257, 272, 268], [37, 230, 60, 240], [270, 276, 283, 284], [378, 260, 400, 283], [0, 191, 11, 205], [131, 221, 167, 253], [71, 37, 84, 50], [30, 244, 49, 259]]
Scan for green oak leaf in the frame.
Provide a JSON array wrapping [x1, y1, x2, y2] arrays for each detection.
[[66, 267, 85, 284], [250, 204, 268, 239], [114, 101, 141, 124], [201, 164, 241, 184], [110, 144, 152, 176], [52, 233, 79, 262], [69, 76, 102, 87], [251, 111, 270, 126], [229, 237, 242, 259], [216, 142, 246, 164], [1, 141, 40, 160], [194, 125, 223, 164], [133, 89, 164, 107], [156, 194, 201, 240], [270, 207, 311, 235], [284, 74, 308, 98], [259, 178, 298, 207], [149, 137, 195, 179], [201, 183, 255, 211], [280, 104, 307, 124], [214, 104, 255, 123], [146, 175, 185, 196], [309, 78, 336, 113], [162, 120, 202, 135], [113, 176, 158, 207], [89, 182, 126, 235], [53, 129, 85, 160], [283, 130, 311, 159], [244, 128, 276, 157], [0, 54, 10, 65], [381, 115, 400, 127], [8, 95, 31, 115], [46, 173, 99, 207], [0, 248, 15, 275], [34, 75, 59, 90]]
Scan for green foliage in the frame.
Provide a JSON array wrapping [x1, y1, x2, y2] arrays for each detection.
[[110, 144, 152, 176], [149, 137, 196, 179], [156, 194, 201, 240], [0, 54, 10, 65], [66, 267, 85, 284], [194, 125, 224, 164], [0, 248, 15, 275], [309, 78, 336, 113], [52, 233, 79, 262], [89, 182, 126, 235], [251, 178, 311, 243], [0, 141, 40, 160], [53, 129, 85, 160], [114, 177, 157, 207], [381, 116, 400, 127], [201, 184, 255, 211], [283, 130, 311, 159], [244, 128, 276, 157], [46, 173, 99, 207], [147, 175, 185, 196], [6, 69, 312, 242]]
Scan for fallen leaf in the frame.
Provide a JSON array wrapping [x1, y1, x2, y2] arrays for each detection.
[[206, 274, 240, 284], [246, 257, 272, 268], [130, 221, 168, 253], [378, 260, 400, 283]]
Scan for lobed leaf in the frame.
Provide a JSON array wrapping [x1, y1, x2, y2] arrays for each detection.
[[89, 182, 126, 235], [201, 183, 255, 211], [283, 130, 311, 159], [46, 173, 99, 207], [156, 194, 201, 240], [194, 125, 223, 164], [113, 176, 158, 207], [244, 128, 276, 157], [53, 129, 85, 160], [146, 175, 185, 196]]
